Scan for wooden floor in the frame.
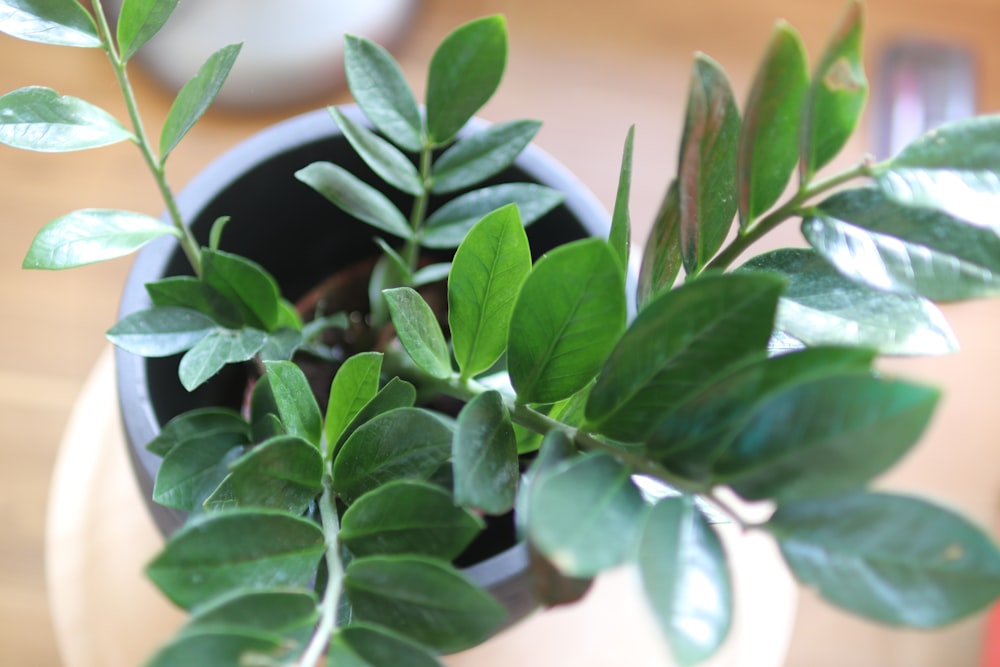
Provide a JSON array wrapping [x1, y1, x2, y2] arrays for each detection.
[[2, 0, 1000, 664]]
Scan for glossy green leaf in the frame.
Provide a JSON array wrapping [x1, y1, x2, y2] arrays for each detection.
[[295, 161, 412, 240], [585, 272, 783, 442], [330, 106, 422, 196], [325, 351, 383, 447], [677, 54, 741, 273], [258, 328, 304, 362], [430, 119, 541, 194], [421, 182, 563, 249], [800, 0, 867, 180], [453, 390, 518, 514], [0, 87, 132, 151], [383, 287, 452, 380], [527, 453, 645, 577], [329, 624, 443, 667], [146, 407, 249, 458], [412, 262, 452, 286], [227, 435, 323, 514], [508, 238, 626, 404], [201, 248, 281, 332], [876, 115, 1000, 228], [106, 306, 215, 357], [740, 248, 958, 354], [262, 360, 323, 448], [343, 34, 422, 152], [340, 480, 483, 559], [804, 187, 1000, 301], [637, 496, 731, 666], [636, 180, 682, 308], [0, 0, 99, 47], [608, 125, 635, 272], [116, 0, 180, 61], [449, 204, 531, 379], [23, 208, 176, 269], [153, 431, 245, 510], [178, 327, 267, 391], [183, 587, 318, 641], [739, 22, 809, 226], [160, 43, 242, 160], [648, 346, 876, 479], [145, 276, 243, 329], [147, 509, 324, 610], [769, 491, 1000, 626], [714, 374, 939, 502], [425, 15, 507, 144], [333, 407, 452, 504], [344, 555, 507, 653], [146, 629, 282, 667], [331, 377, 417, 459]]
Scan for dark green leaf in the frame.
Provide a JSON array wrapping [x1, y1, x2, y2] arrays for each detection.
[[715, 375, 939, 502], [331, 377, 417, 459], [330, 106, 422, 196], [383, 287, 452, 380], [453, 391, 518, 514], [422, 182, 563, 249], [0, 0, 99, 47], [116, 0, 180, 61], [449, 204, 531, 380], [330, 624, 443, 667], [805, 187, 1000, 301], [585, 272, 783, 442], [145, 276, 243, 328], [202, 248, 281, 332], [333, 407, 452, 504], [800, 0, 867, 180], [23, 208, 176, 269], [146, 407, 249, 458], [425, 15, 507, 144], [325, 351, 383, 447], [609, 125, 634, 271], [637, 496, 731, 666], [636, 180, 682, 308], [340, 480, 483, 559], [508, 238, 627, 404], [178, 327, 267, 391], [184, 587, 318, 640], [769, 491, 1000, 626], [228, 435, 323, 514], [153, 431, 245, 510], [0, 87, 132, 151], [160, 43, 242, 160], [740, 248, 958, 354], [295, 161, 412, 240], [147, 509, 324, 609], [146, 629, 282, 667], [262, 360, 322, 448], [739, 22, 809, 226], [677, 54, 741, 273], [527, 453, 645, 577], [430, 119, 541, 194], [344, 555, 507, 652], [876, 115, 1000, 228], [343, 35, 422, 152], [106, 306, 215, 357]]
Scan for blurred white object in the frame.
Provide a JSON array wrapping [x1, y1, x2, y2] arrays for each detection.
[[107, 0, 417, 109]]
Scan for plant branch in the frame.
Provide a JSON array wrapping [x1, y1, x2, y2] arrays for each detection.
[[298, 478, 343, 667], [403, 145, 434, 275]]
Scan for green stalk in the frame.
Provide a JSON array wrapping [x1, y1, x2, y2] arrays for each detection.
[[402, 144, 435, 275], [298, 478, 344, 666]]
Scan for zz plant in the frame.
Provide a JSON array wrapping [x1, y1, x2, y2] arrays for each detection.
[[6, 0, 1000, 665]]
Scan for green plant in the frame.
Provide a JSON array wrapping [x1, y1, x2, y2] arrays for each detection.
[[7, 0, 1000, 665]]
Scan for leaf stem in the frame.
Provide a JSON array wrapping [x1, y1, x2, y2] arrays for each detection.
[[403, 144, 434, 275], [298, 478, 343, 666]]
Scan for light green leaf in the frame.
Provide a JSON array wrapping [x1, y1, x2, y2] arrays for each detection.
[[637, 496, 732, 667], [448, 204, 531, 379], [153, 431, 245, 510], [769, 491, 1000, 626], [23, 208, 176, 269], [160, 43, 242, 161], [227, 435, 323, 514], [508, 238, 627, 404], [258, 328, 304, 362], [263, 360, 323, 449], [116, 0, 180, 61], [636, 180, 682, 309], [331, 377, 416, 460], [0, 87, 132, 151], [201, 248, 281, 331], [106, 306, 216, 357], [430, 119, 541, 194], [425, 15, 507, 144], [178, 327, 268, 391], [0, 0, 99, 47], [145, 276, 243, 329], [609, 125, 634, 272], [146, 407, 249, 458], [739, 22, 809, 226], [295, 161, 412, 240], [412, 262, 452, 286], [422, 182, 563, 249], [329, 624, 443, 667], [383, 287, 452, 380], [330, 106, 422, 196], [325, 351, 383, 447], [453, 390, 518, 514], [147, 509, 325, 610], [343, 34, 422, 152]]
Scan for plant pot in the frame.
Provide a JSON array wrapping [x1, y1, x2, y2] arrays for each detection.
[[114, 105, 612, 624]]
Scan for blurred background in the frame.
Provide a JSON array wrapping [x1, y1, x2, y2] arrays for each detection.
[[2, 0, 999, 664]]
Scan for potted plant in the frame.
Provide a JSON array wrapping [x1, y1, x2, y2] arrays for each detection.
[[6, 0, 1000, 665]]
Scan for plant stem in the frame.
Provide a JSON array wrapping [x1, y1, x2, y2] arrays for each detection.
[[298, 479, 343, 667], [402, 145, 434, 275]]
